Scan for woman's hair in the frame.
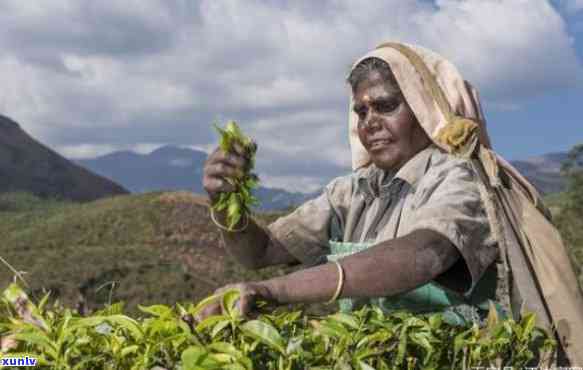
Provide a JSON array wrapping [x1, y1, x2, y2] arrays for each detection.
[[347, 57, 399, 92]]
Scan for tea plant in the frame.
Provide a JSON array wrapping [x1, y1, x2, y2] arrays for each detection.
[[0, 283, 557, 370], [211, 121, 259, 231]]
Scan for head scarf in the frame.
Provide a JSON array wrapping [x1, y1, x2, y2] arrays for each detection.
[[347, 41, 539, 207], [349, 42, 492, 171]]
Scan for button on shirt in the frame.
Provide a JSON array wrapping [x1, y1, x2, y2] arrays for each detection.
[[266, 145, 501, 299]]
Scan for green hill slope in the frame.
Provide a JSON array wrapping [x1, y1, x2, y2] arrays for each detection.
[[1, 189, 580, 317], [544, 144, 583, 290], [545, 193, 583, 291], [0, 191, 303, 314], [546, 197, 583, 290]]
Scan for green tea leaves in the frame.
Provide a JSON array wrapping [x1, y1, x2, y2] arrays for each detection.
[[328, 312, 360, 330], [240, 320, 285, 354], [1, 282, 558, 369], [221, 288, 242, 319], [211, 121, 260, 231]]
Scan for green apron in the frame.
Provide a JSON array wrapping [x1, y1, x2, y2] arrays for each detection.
[[326, 239, 508, 326]]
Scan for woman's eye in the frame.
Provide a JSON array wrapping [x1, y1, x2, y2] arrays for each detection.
[[378, 101, 399, 113]]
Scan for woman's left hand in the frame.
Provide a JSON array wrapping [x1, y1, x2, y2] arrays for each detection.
[[195, 282, 277, 322]]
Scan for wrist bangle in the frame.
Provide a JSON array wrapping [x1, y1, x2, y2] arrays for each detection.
[[210, 207, 249, 232], [326, 261, 344, 305]]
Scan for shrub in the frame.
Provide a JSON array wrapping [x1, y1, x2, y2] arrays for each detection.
[[1, 283, 556, 370]]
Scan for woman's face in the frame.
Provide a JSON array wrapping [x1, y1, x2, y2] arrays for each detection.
[[353, 70, 430, 171]]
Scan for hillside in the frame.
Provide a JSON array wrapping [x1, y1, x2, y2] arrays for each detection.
[[546, 146, 583, 290], [545, 193, 583, 290], [0, 115, 128, 202], [0, 191, 332, 315], [1, 188, 580, 317]]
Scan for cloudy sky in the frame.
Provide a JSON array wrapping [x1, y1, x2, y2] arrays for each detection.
[[1, 0, 582, 193]]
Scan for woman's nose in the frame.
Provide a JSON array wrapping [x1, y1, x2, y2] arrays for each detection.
[[363, 113, 382, 131]]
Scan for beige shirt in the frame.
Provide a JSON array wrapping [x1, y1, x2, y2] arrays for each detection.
[[267, 145, 502, 298]]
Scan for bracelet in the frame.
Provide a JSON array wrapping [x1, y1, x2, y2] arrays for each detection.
[[326, 261, 344, 305], [210, 207, 249, 232]]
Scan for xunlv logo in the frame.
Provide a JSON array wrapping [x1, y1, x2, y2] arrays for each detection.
[[0, 356, 38, 367]]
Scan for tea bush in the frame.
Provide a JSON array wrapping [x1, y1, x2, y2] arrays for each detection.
[[0, 283, 556, 370]]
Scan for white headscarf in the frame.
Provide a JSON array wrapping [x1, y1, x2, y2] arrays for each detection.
[[348, 41, 542, 205], [349, 42, 492, 171]]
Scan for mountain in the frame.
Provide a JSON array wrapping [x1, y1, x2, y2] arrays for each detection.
[[0, 115, 128, 202], [75, 146, 207, 194], [509, 152, 568, 194], [77, 144, 572, 211], [77, 145, 320, 211]]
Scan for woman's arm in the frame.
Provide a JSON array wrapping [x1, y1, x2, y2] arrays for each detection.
[[262, 228, 461, 304], [195, 228, 461, 321], [215, 211, 300, 269], [203, 142, 301, 269]]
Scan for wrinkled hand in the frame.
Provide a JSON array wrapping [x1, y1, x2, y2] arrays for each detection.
[[202, 142, 253, 205], [195, 282, 276, 322]]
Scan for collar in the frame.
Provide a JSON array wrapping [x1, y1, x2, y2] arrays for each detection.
[[355, 145, 437, 199]]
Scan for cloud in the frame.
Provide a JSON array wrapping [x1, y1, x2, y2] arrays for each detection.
[[415, 0, 583, 97], [0, 0, 581, 192], [258, 173, 325, 194], [58, 143, 165, 159]]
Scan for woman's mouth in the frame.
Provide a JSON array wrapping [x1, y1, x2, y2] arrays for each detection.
[[369, 139, 391, 151]]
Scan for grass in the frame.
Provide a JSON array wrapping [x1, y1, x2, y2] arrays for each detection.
[[0, 191, 321, 315], [544, 190, 583, 290], [543, 192, 568, 218], [1, 188, 580, 317]]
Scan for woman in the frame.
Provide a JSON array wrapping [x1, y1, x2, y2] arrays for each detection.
[[201, 42, 580, 365]]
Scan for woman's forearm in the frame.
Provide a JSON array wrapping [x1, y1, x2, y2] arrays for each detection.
[[214, 210, 270, 270], [262, 229, 460, 304]]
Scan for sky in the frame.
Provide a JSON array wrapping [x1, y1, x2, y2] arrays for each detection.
[[1, 0, 582, 193]]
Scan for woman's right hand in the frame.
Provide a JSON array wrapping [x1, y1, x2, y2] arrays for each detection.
[[202, 142, 252, 204]]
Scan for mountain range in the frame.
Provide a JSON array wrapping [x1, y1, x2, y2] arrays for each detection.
[[510, 152, 568, 194], [76, 145, 569, 209], [0, 113, 570, 209], [75, 145, 319, 211]]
